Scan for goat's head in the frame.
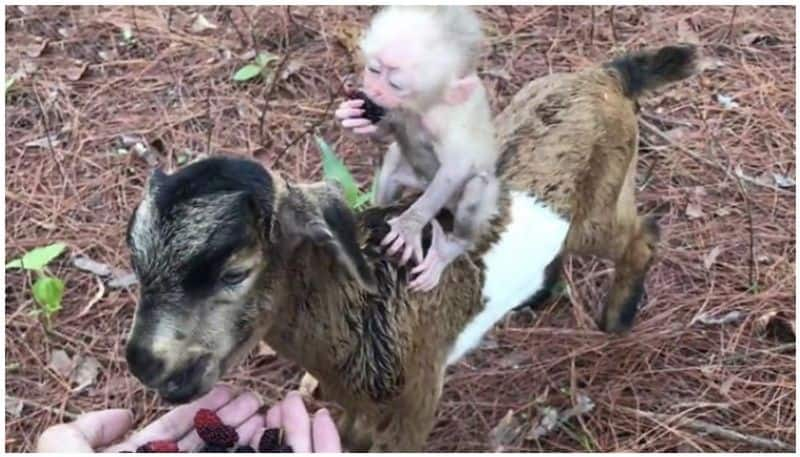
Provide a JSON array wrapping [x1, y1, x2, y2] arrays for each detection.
[[123, 156, 376, 403]]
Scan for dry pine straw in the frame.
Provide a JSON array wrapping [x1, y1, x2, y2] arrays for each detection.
[[4, 5, 795, 452]]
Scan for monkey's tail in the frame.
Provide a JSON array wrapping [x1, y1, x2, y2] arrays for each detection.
[[606, 43, 699, 99]]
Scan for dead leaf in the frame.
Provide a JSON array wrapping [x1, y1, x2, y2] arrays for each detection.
[[239, 49, 257, 61], [17, 5, 33, 15], [716, 93, 740, 110], [73, 255, 112, 277], [703, 246, 724, 270], [24, 39, 49, 58], [694, 310, 744, 326], [257, 341, 277, 357], [677, 19, 700, 44], [66, 61, 89, 81], [714, 207, 731, 217], [664, 126, 689, 142], [281, 59, 303, 80], [490, 409, 523, 450], [108, 271, 138, 289], [49, 350, 73, 378], [757, 311, 795, 343], [72, 355, 101, 391], [719, 376, 736, 397], [333, 23, 363, 56], [740, 32, 779, 46], [685, 202, 704, 220], [6, 397, 24, 418], [772, 173, 795, 188], [190, 14, 217, 34], [526, 406, 558, 440], [25, 133, 61, 149], [298, 372, 319, 398], [498, 351, 529, 369]]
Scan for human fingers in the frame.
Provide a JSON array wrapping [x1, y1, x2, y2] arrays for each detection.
[[311, 409, 341, 452], [353, 125, 379, 135], [105, 385, 234, 452], [341, 118, 373, 128], [335, 107, 365, 120], [234, 415, 265, 447], [38, 409, 133, 452], [279, 392, 312, 453], [248, 404, 283, 450], [178, 390, 262, 451]]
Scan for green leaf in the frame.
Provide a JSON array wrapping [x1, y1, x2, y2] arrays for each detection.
[[233, 64, 263, 81], [315, 135, 359, 207], [32, 276, 64, 316], [6, 242, 67, 270], [121, 25, 134, 43], [6, 77, 15, 92], [352, 192, 372, 210], [255, 52, 279, 67]]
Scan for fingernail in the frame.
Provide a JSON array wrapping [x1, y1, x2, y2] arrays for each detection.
[[316, 408, 330, 417]]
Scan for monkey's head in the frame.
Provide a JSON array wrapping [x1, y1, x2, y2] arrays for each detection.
[[123, 156, 376, 403], [359, 5, 485, 113]]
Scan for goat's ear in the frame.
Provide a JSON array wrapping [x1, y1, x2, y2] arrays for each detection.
[[276, 198, 377, 293]]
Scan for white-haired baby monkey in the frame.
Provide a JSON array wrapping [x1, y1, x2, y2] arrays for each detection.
[[335, 6, 500, 292]]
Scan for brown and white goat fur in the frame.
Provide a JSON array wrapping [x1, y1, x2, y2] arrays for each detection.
[[124, 44, 699, 450]]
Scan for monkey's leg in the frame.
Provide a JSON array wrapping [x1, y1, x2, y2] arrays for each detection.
[[410, 173, 499, 291], [374, 142, 420, 205]]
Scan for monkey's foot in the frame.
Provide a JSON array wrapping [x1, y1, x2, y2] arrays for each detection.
[[382, 214, 425, 266], [409, 220, 468, 292]]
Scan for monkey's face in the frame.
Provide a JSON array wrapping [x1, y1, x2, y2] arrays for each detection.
[[362, 55, 413, 110], [124, 159, 276, 404]]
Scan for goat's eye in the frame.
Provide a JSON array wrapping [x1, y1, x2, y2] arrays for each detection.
[[220, 269, 251, 286]]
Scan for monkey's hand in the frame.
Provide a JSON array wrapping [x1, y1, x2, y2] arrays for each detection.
[[381, 211, 426, 267], [409, 220, 468, 292], [335, 99, 379, 135]]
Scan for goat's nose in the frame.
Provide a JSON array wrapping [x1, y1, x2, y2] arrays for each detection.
[[125, 342, 165, 384], [160, 355, 210, 404]]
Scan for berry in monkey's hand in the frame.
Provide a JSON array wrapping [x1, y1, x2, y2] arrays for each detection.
[[350, 90, 386, 124]]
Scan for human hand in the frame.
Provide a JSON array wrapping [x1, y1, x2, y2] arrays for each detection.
[[37, 385, 265, 452], [257, 390, 341, 452], [335, 98, 379, 135]]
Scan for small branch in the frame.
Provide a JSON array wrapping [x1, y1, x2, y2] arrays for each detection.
[[206, 88, 213, 154], [225, 8, 248, 49], [239, 6, 258, 49], [32, 85, 69, 185], [620, 406, 793, 451], [166, 7, 174, 32], [725, 6, 738, 43], [259, 47, 292, 147], [589, 6, 595, 48], [639, 118, 792, 194], [609, 6, 618, 43], [7, 395, 81, 421]]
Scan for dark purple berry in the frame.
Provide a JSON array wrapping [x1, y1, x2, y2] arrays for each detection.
[[351, 90, 386, 124]]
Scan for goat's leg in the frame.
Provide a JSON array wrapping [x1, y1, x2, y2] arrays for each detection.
[[337, 411, 374, 451], [600, 214, 659, 332]]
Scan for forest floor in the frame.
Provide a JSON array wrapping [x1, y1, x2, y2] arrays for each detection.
[[4, 5, 795, 452]]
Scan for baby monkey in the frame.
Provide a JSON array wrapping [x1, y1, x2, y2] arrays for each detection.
[[335, 6, 500, 291]]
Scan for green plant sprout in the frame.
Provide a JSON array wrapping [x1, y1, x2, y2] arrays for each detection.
[[233, 52, 279, 82], [315, 135, 376, 211], [6, 242, 68, 327]]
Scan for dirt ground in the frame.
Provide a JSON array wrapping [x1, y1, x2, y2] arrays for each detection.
[[4, 5, 795, 452]]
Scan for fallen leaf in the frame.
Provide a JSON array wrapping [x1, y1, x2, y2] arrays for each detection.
[[677, 19, 700, 44], [239, 49, 257, 61], [190, 14, 217, 34], [257, 341, 277, 357], [24, 39, 49, 58], [25, 133, 61, 149], [17, 5, 33, 15], [757, 311, 795, 343], [714, 207, 732, 217], [108, 271, 138, 289], [703, 246, 724, 270], [716, 93, 739, 110], [490, 409, 523, 450], [65, 61, 89, 81], [498, 351, 529, 369], [772, 173, 795, 188], [6, 397, 24, 418], [73, 255, 112, 277], [685, 202, 704, 220], [49, 349, 73, 378], [526, 406, 558, 440], [72, 355, 100, 391], [298, 372, 319, 398], [740, 32, 780, 46], [281, 59, 303, 80], [694, 310, 744, 326], [664, 126, 689, 142], [719, 376, 736, 396]]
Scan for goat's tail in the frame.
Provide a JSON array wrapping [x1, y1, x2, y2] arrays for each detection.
[[606, 43, 700, 99]]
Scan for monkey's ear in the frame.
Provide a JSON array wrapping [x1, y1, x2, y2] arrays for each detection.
[[444, 75, 480, 105], [276, 198, 378, 294]]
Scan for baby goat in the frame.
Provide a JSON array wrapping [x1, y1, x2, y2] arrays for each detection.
[[123, 44, 699, 450]]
